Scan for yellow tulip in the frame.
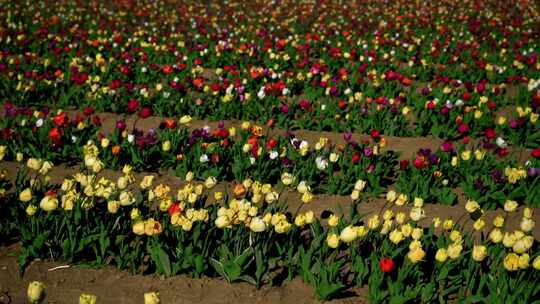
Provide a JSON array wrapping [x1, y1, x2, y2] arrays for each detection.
[[472, 245, 487, 262], [326, 233, 340, 248], [435, 248, 448, 263], [79, 293, 97, 304], [19, 188, 33, 202], [144, 292, 160, 304], [27, 281, 45, 303]]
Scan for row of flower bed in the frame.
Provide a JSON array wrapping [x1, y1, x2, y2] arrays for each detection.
[[1, 0, 539, 302], [1, 1, 539, 143], [1, 105, 540, 208], [0, 159, 538, 302]]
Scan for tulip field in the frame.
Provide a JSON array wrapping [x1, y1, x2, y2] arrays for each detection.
[[1, 0, 540, 303]]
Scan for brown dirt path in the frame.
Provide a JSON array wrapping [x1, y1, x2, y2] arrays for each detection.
[[2, 105, 532, 162], [0, 246, 365, 304]]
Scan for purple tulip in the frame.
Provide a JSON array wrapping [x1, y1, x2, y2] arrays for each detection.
[[440, 141, 453, 152], [528, 167, 539, 177], [419, 148, 431, 157], [440, 106, 450, 115], [364, 147, 373, 157], [116, 119, 126, 130], [482, 141, 495, 150], [509, 119, 518, 129], [491, 169, 504, 183]]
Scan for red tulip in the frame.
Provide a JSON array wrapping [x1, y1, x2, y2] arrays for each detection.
[[485, 128, 496, 139], [352, 153, 360, 164], [163, 119, 176, 129], [48, 127, 62, 141], [91, 115, 101, 126], [162, 65, 173, 75], [168, 203, 183, 216], [379, 257, 394, 273], [370, 129, 380, 139], [127, 99, 139, 113], [83, 107, 95, 116], [52, 112, 67, 127], [457, 124, 470, 134], [266, 138, 278, 150], [413, 157, 425, 169], [139, 106, 153, 119], [399, 159, 409, 170]]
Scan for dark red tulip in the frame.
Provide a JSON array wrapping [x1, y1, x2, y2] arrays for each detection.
[[127, 99, 139, 113], [138, 106, 153, 119]]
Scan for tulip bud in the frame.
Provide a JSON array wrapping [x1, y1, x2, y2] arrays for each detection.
[[204, 176, 217, 189], [367, 215, 380, 230], [350, 189, 360, 200], [504, 200, 518, 212], [179, 115, 192, 125], [39, 196, 58, 212], [280, 172, 294, 186], [407, 247, 426, 263], [339, 226, 358, 243], [518, 253, 529, 269], [523, 207, 533, 218], [27, 158, 42, 171], [409, 207, 425, 221], [249, 217, 266, 232], [328, 214, 339, 227], [301, 191, 314, 204], [435, 248, 448, 263], [144, 292, 160, 304], [472, 245, 487, 262], [132, 221, 145, 235], [385, 190, 397, 203], [215, 215, 230, 229], [26, 205, 38, 216], [27, 281, 45, 303], [19, 188, 33, 202], [107, 200, 120, 214], [296, 181, 309, 194], [354, 179, 367, 191], [489, 228, 503, 243], [162, 140, 171, 152], [520, 217, 535, 232], [465, 200, 480, 213], [389, 229, 404, 244], [493, 215, 505, 227], [326, 233, 340, 248], [473, 218, 485, 231], [100, 138, 110, 148], [79, 293, 97, 304], [533, 256, 540, 270], [504, 253, 520, 271]]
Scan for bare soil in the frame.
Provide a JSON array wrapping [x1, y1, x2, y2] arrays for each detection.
[[0, 245, 365, 304]]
